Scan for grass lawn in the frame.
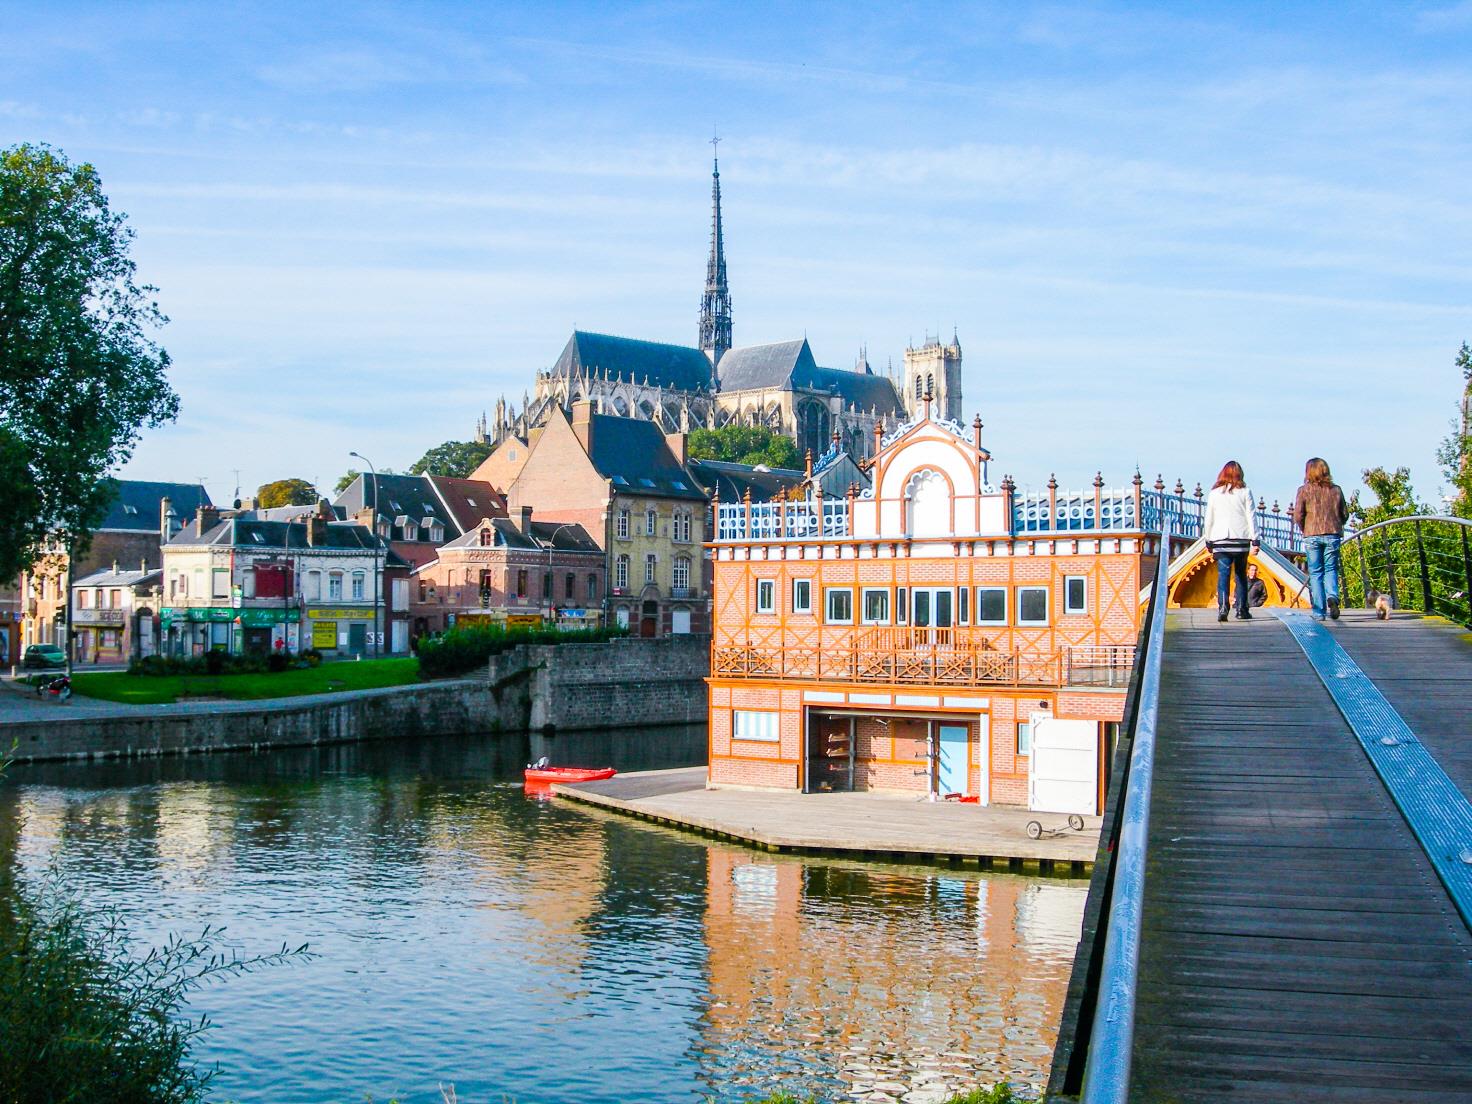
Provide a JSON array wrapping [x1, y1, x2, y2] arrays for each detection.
[[69, 658, 423, 705]]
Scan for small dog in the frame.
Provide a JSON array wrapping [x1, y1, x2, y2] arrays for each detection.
[[1370, 590, 1392, 620]]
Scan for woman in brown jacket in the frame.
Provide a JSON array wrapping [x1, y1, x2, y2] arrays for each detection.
[[1292, 458, 1349, 621]]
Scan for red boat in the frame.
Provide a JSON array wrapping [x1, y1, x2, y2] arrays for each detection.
[[523, 765, 617, 784]]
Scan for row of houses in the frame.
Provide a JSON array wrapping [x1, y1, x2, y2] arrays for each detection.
[[6, 398, 857, 666]]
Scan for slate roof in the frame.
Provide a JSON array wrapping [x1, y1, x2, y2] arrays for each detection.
[[552, 331, 715, 392], [169, 517, 406, 566], [72, 567, 163, 589], [716, 339, 904, 414], [585, 414, 707, 501], [333, 474, 465, 539], [99, 480, 211, 531], [426, 476, 506, 532], [437, 517, 601, 554], [687, 459, 805, 502]]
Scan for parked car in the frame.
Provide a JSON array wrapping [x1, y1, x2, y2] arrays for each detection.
[[22, 643, 67, 670]]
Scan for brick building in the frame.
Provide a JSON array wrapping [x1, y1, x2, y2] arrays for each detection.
[[334, 473, 506, 570], [410, 510, 604, 635], [507, 401, 708, 636], [19, 480, 210, 656], [706, 401, 1155, 815]]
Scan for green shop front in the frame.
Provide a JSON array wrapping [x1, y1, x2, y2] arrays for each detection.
[[161, 606, 303, 656]]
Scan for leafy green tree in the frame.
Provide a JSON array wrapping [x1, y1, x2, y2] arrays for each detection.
[[687, 425, 802, 469], [0, 426, 42, 580], [409, 439, 493, 479], [1434, 341, 1472, 517], [334, 470, 359, 496], [255, 478, 316, 508], [0, 143, 179, 574]]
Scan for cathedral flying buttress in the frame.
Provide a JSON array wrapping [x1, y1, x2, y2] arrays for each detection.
[[477, 154, 963, 463]]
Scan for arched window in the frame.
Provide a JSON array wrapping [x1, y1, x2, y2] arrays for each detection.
[[645, 507, 657, 536], [914, 376, 923, 400], [925, 372, 934, 397], [479, 526, 494, 546], [906, 470, 951, 538]]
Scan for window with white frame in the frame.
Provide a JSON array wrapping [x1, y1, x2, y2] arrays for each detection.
[[351, 572, 366, 600], [957, 586, 970, 624], [861, 588, 890, 624], [825, 587, 853, 624], [896, 586, 908, 624], [1017, 585, 1049, 625], [644, 553, 657, 584], [328, 572, 344, 601], [1017, 721, 1032, 755], [645, 507, 657, 536], [673, 556, 691, 591], [977, 587, 1007, 625], [211, 568, 229, 599], [792, 579, 812, 614], [673, 511, 692, 542], [616, 509, 630, 540], [1064, 575, 1088, 615], [615, 555, 629, 590], [733, 709, 780, 743], [756, 579, 775, 613]]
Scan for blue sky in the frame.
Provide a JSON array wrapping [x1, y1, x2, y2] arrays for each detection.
[[5, 1, 1471, 508]]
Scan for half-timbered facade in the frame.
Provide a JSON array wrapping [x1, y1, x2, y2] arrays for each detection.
[[706, 400, 1164, 814]]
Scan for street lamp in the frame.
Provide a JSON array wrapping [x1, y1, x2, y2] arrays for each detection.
[[349, 451, 382, 658], [542, 522, 579, 625]]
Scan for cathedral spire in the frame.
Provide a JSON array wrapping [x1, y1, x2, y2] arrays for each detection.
[[699, 136, 732, 380]]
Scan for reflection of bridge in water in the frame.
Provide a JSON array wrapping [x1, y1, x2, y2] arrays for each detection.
[[1048, 517, 1472, 1103]]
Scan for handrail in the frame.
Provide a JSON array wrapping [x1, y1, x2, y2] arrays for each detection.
[[1344, 514, 1472, 541], [1078, 523, 1173, 1103]]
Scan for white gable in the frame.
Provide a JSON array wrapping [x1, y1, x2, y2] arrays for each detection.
[[851, 417, 1003, 540]]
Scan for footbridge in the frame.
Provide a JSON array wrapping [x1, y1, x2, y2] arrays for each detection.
[[1048, 516, 1472, 1103]]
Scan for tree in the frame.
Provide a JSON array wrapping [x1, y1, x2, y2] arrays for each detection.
[[255, 478, 316, 508], [0, 143, 179, 574], [1434, 341, 1472, 517], [409, 439, 493, 479], [333, 470, 359, 496], [687, 425, 802, 470]]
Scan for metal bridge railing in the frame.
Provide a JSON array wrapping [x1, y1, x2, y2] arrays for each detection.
[[1045, 525, 1173, 1103], [1340, 515, 1472, 628]]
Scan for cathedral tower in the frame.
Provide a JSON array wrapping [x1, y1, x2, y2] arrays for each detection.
[[698, 147, 732, 378], [903, 332, 963, 422]]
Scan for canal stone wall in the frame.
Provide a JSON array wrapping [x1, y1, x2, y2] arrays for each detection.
[[2, 635, 711, 762]]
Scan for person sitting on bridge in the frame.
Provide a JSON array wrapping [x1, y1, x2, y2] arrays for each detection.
[[1293, 457, 1349, 621], [1246, 563, 1268, 608], [1203, 460, 1260, 623]]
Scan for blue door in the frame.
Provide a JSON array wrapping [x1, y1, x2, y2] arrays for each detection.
[[938, 724, 969, 796]]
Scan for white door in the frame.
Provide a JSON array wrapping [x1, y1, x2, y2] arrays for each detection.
[[391, 620, 409, 654], [1028, 714, 1098, 814], [670, 608, 691, 634]]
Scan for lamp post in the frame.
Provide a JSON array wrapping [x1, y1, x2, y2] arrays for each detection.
[[543, 522, 579, 626], [349, 451, 382, 658]]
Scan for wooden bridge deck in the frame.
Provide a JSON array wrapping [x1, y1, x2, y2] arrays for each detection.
[[1131, 609, 1472, 1102]]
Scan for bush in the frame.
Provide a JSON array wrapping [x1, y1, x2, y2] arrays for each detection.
[[0, 884, 308, 1104], [266, 651, 290, 673], [301, 648, 323, 667], [203, 650, 225, 675], [416, 622, 630, 678]]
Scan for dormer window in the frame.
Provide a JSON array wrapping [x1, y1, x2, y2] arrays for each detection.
[[479, 527, 494, 547]]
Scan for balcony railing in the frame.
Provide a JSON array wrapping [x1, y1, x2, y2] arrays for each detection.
[[715, 487, 1303, 552], [713, 638, 1135, 689]]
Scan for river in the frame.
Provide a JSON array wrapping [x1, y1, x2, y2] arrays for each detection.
[[0, 729, 1084, 1103]]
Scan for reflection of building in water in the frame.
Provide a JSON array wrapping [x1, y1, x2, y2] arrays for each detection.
[[699, 848, 1084, 1101]]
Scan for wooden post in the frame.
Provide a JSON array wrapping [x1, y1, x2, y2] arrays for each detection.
[[743, 488, 752, 542], [1093, 471, 1104, 531], [1047, 474, 1058, 533], [1132, 470, 1144, 532]]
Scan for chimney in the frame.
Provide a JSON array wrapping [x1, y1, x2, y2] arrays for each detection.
[[160, 497, 172, 542], [307, 515, 328, 546], [196, 504, 220, 533], [572, 399, 595, 452], [664, 431, 687, 466], [517, 505, 533, 535], [112, 561, 119, 575]]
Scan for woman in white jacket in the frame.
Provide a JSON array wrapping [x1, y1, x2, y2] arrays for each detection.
[[1202, 460, 1260, 622]]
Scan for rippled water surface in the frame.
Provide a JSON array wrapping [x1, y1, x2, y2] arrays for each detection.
[[0, 731, 1085, 1103]]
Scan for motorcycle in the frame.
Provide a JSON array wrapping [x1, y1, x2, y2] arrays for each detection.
[[35, 674, 72, 701]]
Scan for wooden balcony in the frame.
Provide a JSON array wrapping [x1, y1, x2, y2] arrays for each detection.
[[711, 636, 1134, 689]]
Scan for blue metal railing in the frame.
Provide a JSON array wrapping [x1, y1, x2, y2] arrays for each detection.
[[1075, 523, 1172, 1103]]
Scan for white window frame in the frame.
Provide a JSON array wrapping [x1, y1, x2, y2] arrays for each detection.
[[792, 578, 812, 614], [644, 553, 657, 585], [825, 587, 853, 625], [1017, 585, 1049, 626], [328, 572, 344, 601], [645, 507, 657, 536], [733, 709, 780, 743], [351, 571, 366, 600], [673, 511, 691, 543], [957, 586, 970, 625], [211, 567, 230, 599], [755, 579, 775, 614], [976, 586, 1008, 626], [896, 586, 908, 625], [673, 556, 691, 591], [1017, 721, 1032, 756], [1064, 574, 1088, 615], [615, 555, 629, 590], [616, 509, 630, 540], [860, 587, 890, 625]]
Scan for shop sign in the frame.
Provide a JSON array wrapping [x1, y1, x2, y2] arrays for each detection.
[[162, 606, 238, 624], [311, 621, 338, 648], [506, 614, 543, 628], [74, 609, 125, 625], [238, 608, 301, 627], [307, 608, 374, 620]]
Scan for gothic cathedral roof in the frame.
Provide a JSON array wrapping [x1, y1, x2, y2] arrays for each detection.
[[551, 330, 715, 393]]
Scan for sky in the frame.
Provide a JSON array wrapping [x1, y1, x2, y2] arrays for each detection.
[[4, 1, 1471, 509]]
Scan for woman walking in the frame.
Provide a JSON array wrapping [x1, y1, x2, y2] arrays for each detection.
[[1203, 461, 1259, 622], [1292, 457, 1349, 621]]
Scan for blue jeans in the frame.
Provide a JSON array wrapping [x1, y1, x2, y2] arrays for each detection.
[[1214, 549, 1250, 616], [1305, 534, 1342, 618]]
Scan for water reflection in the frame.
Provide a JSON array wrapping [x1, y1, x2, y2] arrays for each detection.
[[0, 728, 1082, 1103]]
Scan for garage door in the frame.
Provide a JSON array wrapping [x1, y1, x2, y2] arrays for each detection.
[[1028, 714, 1098, 815]]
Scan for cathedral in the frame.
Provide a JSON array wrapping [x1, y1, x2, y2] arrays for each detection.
[[477, 154, 963, 462]]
